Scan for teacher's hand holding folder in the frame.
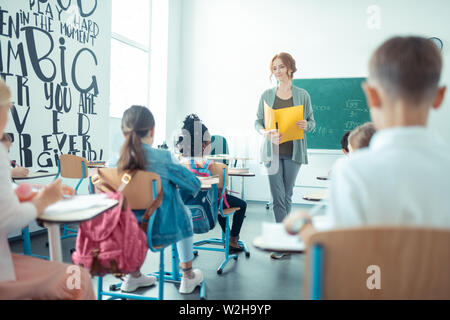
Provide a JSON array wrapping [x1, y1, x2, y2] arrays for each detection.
[[264, 100, 304, 144], [264, 128, 283, 145]]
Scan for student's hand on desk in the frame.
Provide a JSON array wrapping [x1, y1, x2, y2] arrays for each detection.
[[296, 120, 308, 130], [32, 179, 64, 216], [283, 210, 315, 247], [62, 185, 75, 196], [11, 166, 29, 178], [283, 210, 310, 235]]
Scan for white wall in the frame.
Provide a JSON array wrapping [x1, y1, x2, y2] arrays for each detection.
[[166, 0, 450, 203]]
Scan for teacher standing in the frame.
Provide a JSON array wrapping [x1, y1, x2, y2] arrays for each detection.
[[255, 53, 315, 257]]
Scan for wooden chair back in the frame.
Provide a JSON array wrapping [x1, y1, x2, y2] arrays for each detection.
[[305, 226, 450, 300], [93, 168, 162, 210], [59, 154, 88, 179]]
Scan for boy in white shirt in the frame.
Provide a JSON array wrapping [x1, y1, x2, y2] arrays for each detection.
[[284, 36, 449, 244]]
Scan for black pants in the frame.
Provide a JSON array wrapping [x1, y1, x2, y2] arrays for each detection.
[[217, 194, 247, 238]]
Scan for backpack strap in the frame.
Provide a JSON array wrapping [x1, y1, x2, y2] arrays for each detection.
[[218, 191, 230, 209], [139, 186, 164, 233], [189, 159, 212, 177]]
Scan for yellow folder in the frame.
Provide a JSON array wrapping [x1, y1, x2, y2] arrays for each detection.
[[264, 100, 304, 143]]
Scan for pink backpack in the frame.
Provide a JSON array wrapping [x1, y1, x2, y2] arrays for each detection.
[[71, 191, 148, 279]]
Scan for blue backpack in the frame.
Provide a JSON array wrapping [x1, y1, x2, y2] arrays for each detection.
[[180, 160, 218, 234]]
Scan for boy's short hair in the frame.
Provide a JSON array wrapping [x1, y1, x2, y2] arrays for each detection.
[[369, 36, 442, 104], [348, 122, 376, 151], [340, 131, 350, 153]]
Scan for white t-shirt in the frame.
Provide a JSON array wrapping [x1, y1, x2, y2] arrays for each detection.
[[0, 144, 37, 282], [325, 126, 450, 229]]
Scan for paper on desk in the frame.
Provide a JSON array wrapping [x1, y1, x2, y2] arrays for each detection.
[[43, 194, 109, 216], [260, 222, 305, 251]]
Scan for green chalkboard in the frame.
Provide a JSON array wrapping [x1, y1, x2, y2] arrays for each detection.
[[292, 78, 371, 150]]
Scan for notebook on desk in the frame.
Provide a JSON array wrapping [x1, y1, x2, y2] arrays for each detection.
[[43, 194, 109, 216], [253, 222, 306, 252]]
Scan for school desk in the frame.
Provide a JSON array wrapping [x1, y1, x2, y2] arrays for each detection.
[[12, 171, 58, 181], [252, 215, 333, 254], [228, 170, 255, 201], [198, 175, 220, 190], [302, 189, 329, 202], [38, 194, 118, 262]]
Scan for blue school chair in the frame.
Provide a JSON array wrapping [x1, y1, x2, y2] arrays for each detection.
[[210, 135, 230, 166], [55, 154, 88, 240], [92, 169, 206, 300], [21, 226, 49, 260], [192, 162, 248, 274], [307, 227, 450, 300]]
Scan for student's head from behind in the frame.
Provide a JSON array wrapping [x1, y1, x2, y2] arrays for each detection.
[[340, 131, 351, 155], [177, 114, 211, 158], [0, 77, 12, 136], [363, 36, 446, 129], [1, 133, 12, 152], [270, 52, 297, 82], [348, 122, 376, 153], [118, 105, 155, 172]]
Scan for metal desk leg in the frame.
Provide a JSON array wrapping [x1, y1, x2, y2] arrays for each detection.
[[44, 223, 63, 262], [241, 160, 246, 201]]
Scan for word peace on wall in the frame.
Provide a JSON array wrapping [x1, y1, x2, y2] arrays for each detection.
[[0, 0, 107, 168]]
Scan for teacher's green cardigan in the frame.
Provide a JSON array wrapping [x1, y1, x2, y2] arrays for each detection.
[[254, 86, 316, 164]]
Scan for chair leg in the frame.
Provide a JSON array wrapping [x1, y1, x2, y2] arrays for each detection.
[[217, 216, 238, 274], [21, 226, 49, 260], [22, 226, 32, 256], [158, 248, 165, 300], [171, 244, 181, 282], [97, 276, 103, 300], [61, 224, 78, 240]]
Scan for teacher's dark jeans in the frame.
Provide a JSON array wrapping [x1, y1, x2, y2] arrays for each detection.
[[217, 194, 247, 238]]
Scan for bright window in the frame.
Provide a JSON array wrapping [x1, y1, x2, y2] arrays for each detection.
[[109, 0, 151, 119]]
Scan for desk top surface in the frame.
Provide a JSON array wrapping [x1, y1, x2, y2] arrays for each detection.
[[13, 171, 58, 180], [199, 176, 219, 190], [228, 171, 256, 177], [206, 155, 252, 161], [38, 195, 118, 223], [302, 189, 329, 202]]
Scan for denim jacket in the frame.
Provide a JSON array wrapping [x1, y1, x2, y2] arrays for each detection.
[[135, 144, 201, 247]]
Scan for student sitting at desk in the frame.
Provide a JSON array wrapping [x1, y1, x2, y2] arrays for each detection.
[[177, 114, 248, 253], [347, 122, 376, 153], [0, 78, 95, 300], [284, 36, 450, 244], [1, 133, 29, 178], [117, 106, 204, 294], [340, 131, 351, 155]]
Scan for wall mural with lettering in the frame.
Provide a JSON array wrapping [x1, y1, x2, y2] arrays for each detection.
[[1, 0, 111, 168]]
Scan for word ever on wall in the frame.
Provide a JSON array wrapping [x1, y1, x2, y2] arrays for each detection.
[[0, 0, 111, 168]]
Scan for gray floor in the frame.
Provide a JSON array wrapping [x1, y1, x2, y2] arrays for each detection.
[[9, 202, 316, 300]]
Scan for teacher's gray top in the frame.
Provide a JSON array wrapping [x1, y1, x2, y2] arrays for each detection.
[[255, 86, 315, 164]]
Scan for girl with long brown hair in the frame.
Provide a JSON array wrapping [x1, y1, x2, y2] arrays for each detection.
[[117, 105, 204, 294]]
